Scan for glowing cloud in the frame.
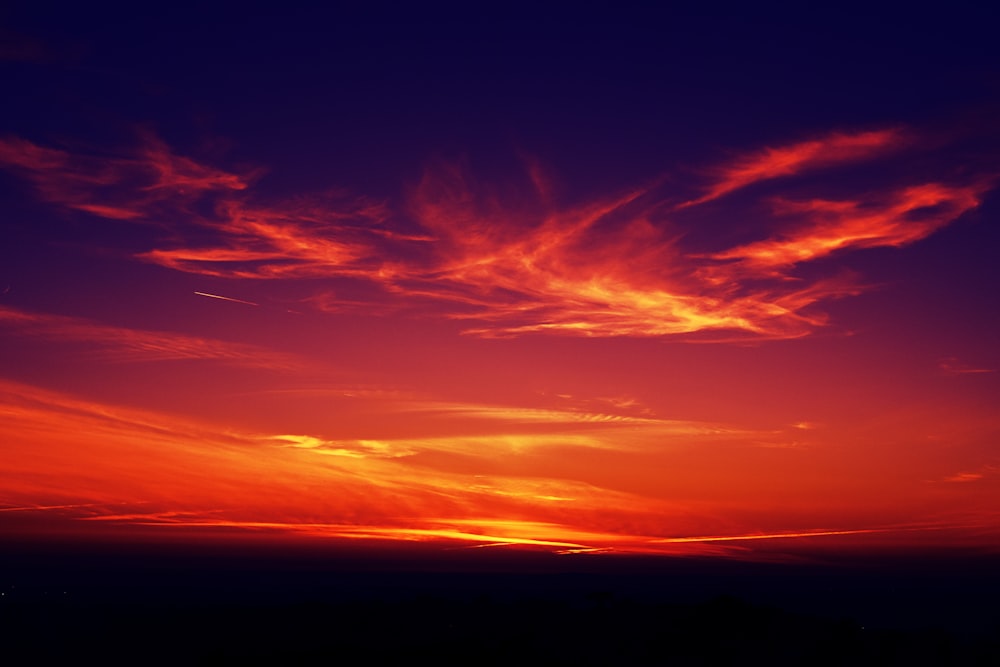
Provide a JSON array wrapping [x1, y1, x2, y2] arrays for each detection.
[[2, 15, 998, 574], [0, 379, 736, 552], [679, 127, 907, 207], [139, 195, 389, 279], [0, 134, 247, 221], [0, 127, 990, 341], [1, 363, 996, 556], [710, 182, 987, 270], [394, 160, 856, 339]]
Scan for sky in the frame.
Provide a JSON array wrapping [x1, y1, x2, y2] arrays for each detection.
[[1, 5, 998, 565]]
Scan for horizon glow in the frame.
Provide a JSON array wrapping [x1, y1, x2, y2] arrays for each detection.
[[1, 10, 998, 563]]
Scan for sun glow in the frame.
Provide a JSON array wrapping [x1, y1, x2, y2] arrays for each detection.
[[0, 117, 997, 560]]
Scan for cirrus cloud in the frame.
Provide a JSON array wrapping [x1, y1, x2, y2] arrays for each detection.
[[0, 125, 991, 341]]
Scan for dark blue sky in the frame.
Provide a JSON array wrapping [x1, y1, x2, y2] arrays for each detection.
[[4, 4, 998, 198]]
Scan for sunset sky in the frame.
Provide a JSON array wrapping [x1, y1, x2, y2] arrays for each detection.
[[1, 5, 998, 564]]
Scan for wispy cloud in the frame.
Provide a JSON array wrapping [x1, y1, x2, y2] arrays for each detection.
[[708, 182, 987, 271], [2, 379, 995, 556], [678, 128, 907, 208], [391, 159, 866, 339], [0, 126, 990, 341], [69, 514, 964, 559], [939, 357, 995, 375], [260, 396, 750, 463], [943, 472, 984, 483], [0, 380, 713, 550], [0, 304, 302, 369], [0, 133, 247, 220], [942, 464, 998, 483], [138, 194, 390, 279]]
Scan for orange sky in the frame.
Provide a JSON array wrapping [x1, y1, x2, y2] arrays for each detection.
[[1, 9, 999, 564], [1, 122, 997, 562]]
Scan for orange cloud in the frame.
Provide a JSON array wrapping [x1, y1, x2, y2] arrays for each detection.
[[138, 195, 388, 279], [679, 127, 907, 207], [0, 379, 727, 552], [710, 182, 987, 270], [2, 379, 996, 556], [0, 378, 783, 548], [393, 161, 874, 339], [0, 136, 392, 279], [0, 128, 991, 342], [0, 133, 247, 221]]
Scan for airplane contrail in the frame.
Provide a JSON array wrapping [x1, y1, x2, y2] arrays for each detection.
[[194, 291, 259, 306]]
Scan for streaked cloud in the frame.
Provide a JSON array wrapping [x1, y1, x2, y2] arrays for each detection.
[[943, 472, 984, 483], [0, 133, 247, 221], [709, 182, 987, 271], [0, 380, 714, 550], [138, 194, 389, 279], [942, 464, 998, 483], [2, 378, 995, 557], [0, 126, 990, 341], [678, 128, 907, 208], [939, 357, 995, 375], [393, 160, 862, 339], [0, 304, 302, 369]]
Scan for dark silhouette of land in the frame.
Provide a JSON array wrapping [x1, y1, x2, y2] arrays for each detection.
[[5, 589, 999, 665], [2, 541, 998, 665]]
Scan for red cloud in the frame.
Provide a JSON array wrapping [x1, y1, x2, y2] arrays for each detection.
[[0, 134, 248, 221], [708, 181, 987, 271], [679, 128, 907, 208], [0, 128, 990, 341], [391, 161, 871, 339], [139, 195, 389, 279], [6, 378, 952, 556]]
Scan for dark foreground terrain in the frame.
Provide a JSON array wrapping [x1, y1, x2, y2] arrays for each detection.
[[5, 592, 1000, 665], [2, 544, 998, 665]]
